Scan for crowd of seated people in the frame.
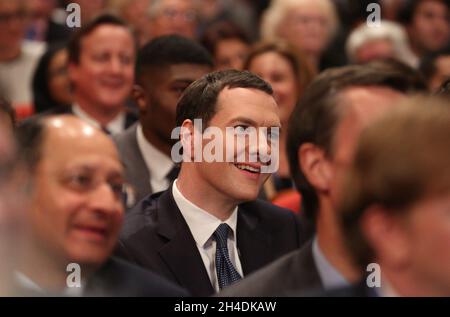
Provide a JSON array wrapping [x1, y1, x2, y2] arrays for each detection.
[[0, 0, 449, 297]]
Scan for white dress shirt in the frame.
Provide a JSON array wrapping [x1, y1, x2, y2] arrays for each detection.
[[136, 123, 175, 193], [72, 103, 126, 135], [172, 180, 244, 292]]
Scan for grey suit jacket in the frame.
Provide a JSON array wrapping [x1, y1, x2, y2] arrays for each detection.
[[217, 239, 324, 297], [113, 123, 152, 205]]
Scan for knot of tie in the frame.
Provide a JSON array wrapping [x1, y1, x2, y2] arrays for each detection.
[[213, 223, 242, 290]]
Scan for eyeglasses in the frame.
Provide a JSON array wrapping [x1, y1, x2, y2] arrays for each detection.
[[61, 172, 136, 209]]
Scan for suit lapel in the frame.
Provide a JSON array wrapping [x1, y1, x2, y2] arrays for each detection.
[[236, 205, 273, 276], [118, 124, 152, 201], [156, 189, 214, 296]]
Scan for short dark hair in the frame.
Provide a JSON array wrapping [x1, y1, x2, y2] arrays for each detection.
[[287, 62, 427, 221], [399, 0, 450, 25], [340, 96, 450, 268], [0, 97, 16, 127], [68, 14, 134, 65], [16, 117, 46, 172], [176, 70, 273, 127], [419, 45, 450, 79], [135, 35, 213, 83]]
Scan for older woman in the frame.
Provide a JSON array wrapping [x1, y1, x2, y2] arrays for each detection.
[[244, 41, 314, 207], [260, 0, 338, 71]]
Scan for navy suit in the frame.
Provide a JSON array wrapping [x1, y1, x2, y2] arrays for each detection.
[[116, 187, 308, 296]]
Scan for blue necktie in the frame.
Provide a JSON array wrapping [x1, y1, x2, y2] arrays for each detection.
[[213, 223, 242, 290]]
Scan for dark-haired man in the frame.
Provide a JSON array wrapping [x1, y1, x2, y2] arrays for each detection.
[[64, 14, 137, 134], [219, 62, 426, 297], [114, 35, 213, 204], [117, 70, 307, 296]]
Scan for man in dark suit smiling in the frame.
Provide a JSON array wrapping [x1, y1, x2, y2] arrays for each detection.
[[117, 70, 307, 296]]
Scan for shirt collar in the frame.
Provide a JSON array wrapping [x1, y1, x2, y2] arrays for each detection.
[[172, 180, 238, 247], [72, 103, 125, 135], [312, 237, 350, 290], [136, 123, 174, 181]]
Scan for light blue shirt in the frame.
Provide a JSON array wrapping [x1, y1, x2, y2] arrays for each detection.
[[312, 237, 350, 290]]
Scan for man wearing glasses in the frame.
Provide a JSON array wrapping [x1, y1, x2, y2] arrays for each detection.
[[14, 115, 187, 296]]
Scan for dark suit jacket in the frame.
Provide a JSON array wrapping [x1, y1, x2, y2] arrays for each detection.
[[218, 239, 324, 297], [113, 123, 152, 204], [116, 188, 308, 296], [83, 257, 188, 297]]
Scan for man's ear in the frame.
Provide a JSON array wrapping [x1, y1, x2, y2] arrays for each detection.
[[298, 143, 332, 193], [180, 119, 195, 162], [361, 206, 412, 269], [132, 85, 147, 113]]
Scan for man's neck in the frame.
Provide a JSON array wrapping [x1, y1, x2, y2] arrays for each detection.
[[141, 123, 173, 157], [18, 241, 96, 293], [74, 97, 122, 126], [316, 199, 361, 283], [176, 167, 237, 221]]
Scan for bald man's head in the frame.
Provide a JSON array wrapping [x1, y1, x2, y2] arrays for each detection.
[[17, 115, 125, 268]]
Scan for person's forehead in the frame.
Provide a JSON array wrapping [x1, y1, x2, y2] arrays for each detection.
[[41, 125, 120, 167], [81, 24, 134, 48], [215, 87, 279, 123], [160, 0, 193, 10]]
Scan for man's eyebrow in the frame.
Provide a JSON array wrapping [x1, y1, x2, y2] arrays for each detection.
[[227, 117, 282, 129]]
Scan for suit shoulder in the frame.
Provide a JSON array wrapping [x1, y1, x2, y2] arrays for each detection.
[[97, 257, 189, 296], [219, 241, 317, 297], [241, 199, 295, 218], [120, 192, 161, 240], [218, 248, 305, 297]]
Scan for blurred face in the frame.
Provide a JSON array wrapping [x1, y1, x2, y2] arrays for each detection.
[[139, 63, 211, 145], [194, 87, 280, 202], [48, 49, 72, 106], [410, 0, 450, 52], [429, 55, 450, 91], [355, 39, 395, 64], [69, 25, 135, 112], [248, 52, 299, 124], [30, 121, 125, 267], [0, 1, 28, 52], [214, 38, 250, 71], [151, 0, 197, 39], [279, 3, 331, 55], [74, 0, 106, 23], [393, 192, 450, 296], [328, 87, 405, 208], [0, 124, 25, 286]]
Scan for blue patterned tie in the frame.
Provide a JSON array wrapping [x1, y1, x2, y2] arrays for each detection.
[[213, 223, 242, 290]]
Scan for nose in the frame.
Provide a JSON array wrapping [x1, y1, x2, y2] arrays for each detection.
[[257, 130, 272, 163], [108, 57, 124, 75]]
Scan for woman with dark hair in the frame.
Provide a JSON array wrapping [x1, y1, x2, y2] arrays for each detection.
[[32, 43, 72, 114]]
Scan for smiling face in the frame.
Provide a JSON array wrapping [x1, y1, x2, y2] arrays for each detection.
[[69, 24, 135, 113], [29, 118, 125, 267], [247, 51, 299, 124], [193, 87, 280, 203]]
